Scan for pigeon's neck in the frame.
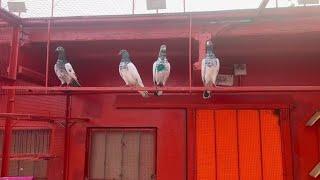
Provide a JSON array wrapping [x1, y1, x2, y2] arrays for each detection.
[[121, 58, 131, 63], [159, 54, 167, 60], [58, 52, 66, 61], [206, 50, 216, 58]]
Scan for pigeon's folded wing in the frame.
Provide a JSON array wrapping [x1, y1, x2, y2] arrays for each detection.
[[65, 63, 78, 80], [201, 58, 206, 83], [127, 62, 144, 87], [152, 61, 157, 84]]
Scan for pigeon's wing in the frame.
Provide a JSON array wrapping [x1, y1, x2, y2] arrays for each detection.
[[119, 65, 129, 85], [127, 62, 144, 87], [152, 61, 157, 84], [64, 63, 78, 81], [54, 64, 60, 77], [163, 61, 171, 84], [201, 58, 206, 84], [54, 63, 64, 83], [212, 58, 220, 84]]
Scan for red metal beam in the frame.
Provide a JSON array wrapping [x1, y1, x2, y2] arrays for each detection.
[[2, 86, 320, 94], [0, 113, 90, 122], [0, 8, 21, 26], [7, 27, 20, 80], [21, 7, 320, 27], [28, 27, 190, 42], [17, 66, 45, 83]]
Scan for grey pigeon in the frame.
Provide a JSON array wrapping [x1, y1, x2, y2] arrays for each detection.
[[201, 40, 220, 99], [118, 49, 148, 98], [153, 45, 170, 96], [54, 46, 81, 87]]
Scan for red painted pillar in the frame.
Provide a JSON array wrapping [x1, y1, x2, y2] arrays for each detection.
[[1, 26, 20, 177], [64, 94, 71, 180], [193, 32, 211, 70]]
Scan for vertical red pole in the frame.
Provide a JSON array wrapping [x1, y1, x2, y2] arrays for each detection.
[[63, 94, 71, 180], [1, 27, 20, 177], [132, 0, 135, 15], [187, 108, 196, 180], [45, 0, 54, 89], [188, 14, 192, 93]]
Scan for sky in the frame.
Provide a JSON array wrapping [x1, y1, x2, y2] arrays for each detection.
[[0, 0, 304, 18]]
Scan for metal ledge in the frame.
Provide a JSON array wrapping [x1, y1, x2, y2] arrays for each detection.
[[0, 113, 90, 123], [1, 86, 320, 95]]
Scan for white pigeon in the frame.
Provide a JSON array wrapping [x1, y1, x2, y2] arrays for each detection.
[[153, 45, 170, 96], [201, 40, 220, 99], [54, 46, 81, 87], [118, 49, 148, 98]]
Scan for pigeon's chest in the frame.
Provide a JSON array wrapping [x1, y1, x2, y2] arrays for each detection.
[[119, 62, 129, 71], [156, 62, 168, 72], [205, 58, 218, 68], [55, 62, 67, 74]]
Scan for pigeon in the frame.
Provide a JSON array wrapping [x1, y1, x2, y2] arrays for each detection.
[[201, 40, 220, 99], [54, 46, 81, 87], [118, 49, 148, 98], [153, 45, 170, 96]]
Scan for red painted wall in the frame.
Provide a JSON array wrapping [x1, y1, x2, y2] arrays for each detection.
[[1, 11, 320, 180]]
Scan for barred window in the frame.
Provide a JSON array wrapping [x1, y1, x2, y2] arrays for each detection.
[[0, 129, 51, 179], [88, 129, 156, 180]]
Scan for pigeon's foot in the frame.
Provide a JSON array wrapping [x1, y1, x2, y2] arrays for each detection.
[[140, 91, 149, 98], [154, 91, 163, 96], [203, 91, 211, 99]]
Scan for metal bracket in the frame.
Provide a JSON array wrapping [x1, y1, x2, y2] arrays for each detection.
[[309, 162, 320, 178], [306, 111, 320, 126]]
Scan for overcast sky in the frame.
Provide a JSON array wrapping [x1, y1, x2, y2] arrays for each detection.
[[1, 0, 299, 18]]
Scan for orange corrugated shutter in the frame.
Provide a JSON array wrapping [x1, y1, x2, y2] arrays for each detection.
[[196, 109, 283, 180], [238, 110, 262, 180], [260, 110, 284, 180], [196, 110, 216, 180], [215, 110, 239, 180]]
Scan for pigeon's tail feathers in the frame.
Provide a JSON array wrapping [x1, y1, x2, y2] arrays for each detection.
[[139, 91, 149, 98], [70, 79, 81, 87], [203, 90, 211, 99]]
